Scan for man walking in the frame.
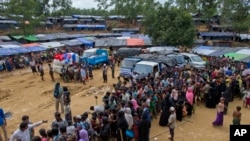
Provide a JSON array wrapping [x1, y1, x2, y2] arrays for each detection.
[[54, 82, 64, 114], [80, 66, 86, 85], [48, 64, 55, 81], [110, 63, 115, 79], [0, 108, 8, 141], [103, 64, 108, 83], [38, 63, 44, 81]]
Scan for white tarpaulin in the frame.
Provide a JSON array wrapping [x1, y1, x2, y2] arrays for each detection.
[[236, 49, 250, 55], [0, 44, 21, 48], [39, 42, 65, 49], [194, 49, 216, 55]]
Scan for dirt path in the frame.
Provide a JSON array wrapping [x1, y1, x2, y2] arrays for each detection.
[[0, 66, 249, 141]]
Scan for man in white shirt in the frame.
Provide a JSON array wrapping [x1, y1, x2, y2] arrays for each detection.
[[10, 120, 47, 141]]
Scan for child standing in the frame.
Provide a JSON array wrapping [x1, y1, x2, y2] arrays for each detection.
[[232, 106, 242, 125], [168, 107, 176, 141]]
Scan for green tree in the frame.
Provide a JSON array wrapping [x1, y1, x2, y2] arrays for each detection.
[[221, 0, 250, 40], [199, 0, 221, 26], [34, 0, 50, 16], [95, 0, 148, 25], [7, 0, 40, 36], [51, 0, 72, 16], [176, 0, 199, 13], [144, 2, 196, 47]]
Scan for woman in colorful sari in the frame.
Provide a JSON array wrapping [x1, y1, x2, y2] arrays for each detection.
[[212, 97, 225, 126]]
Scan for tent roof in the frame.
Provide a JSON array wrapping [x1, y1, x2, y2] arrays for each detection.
[[60, 39, 83, 46], [12, 36, 23, 40], [0, 48, 15, 56], [224, 53, 249, 61], [10, 47, 30, 54], [0, 36, 11, 41], [127, 38, 144, 46], [211, 47, 243, 57], [0, 41, 21, 45], [0, 44, 21, 48], [35, 34, 57, 41], [39, 42, 65, 49], [24, 35, 39, 41], [200, 32, 234, 37], [76, 38, 94, 46], [95, 38, 127, 47], [25, 46, 46, 52], [22, 43, 40, 47], [236, 49, 250, 55]]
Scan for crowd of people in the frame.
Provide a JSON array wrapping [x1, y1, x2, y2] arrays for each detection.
[[1, 52, 249, 141]]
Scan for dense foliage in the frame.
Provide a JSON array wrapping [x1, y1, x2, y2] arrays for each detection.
[[0, 0, 249, 47]]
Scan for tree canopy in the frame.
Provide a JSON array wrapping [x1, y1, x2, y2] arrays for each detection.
[[143, 2, 196, 47]]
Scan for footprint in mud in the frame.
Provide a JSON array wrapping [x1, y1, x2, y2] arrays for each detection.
[[19, 80, 25, 83], [41, 89, 53, 96], [28, 81, 34, 84]]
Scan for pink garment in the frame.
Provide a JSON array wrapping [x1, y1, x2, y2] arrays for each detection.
[[41, 137, 48, 141], [186, 87, 194, 105], [131, 99, 139, 110]]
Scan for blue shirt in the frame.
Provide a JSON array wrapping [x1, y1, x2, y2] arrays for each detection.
[[0, 108, 5, 126]]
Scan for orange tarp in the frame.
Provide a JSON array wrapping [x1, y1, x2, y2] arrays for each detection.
[[126, 38, 144, 46], [22, 43, 40, 47]]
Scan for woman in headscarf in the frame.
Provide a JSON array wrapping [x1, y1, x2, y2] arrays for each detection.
[[100, 116, 111, 141], [186, 86, 194, 116], [206, 82, 217, 108], [117, 111, 128, 141], [125, 108, 134, 130], [131, 99, 139, 112], [159, 94, 172, 126], [138, 112, 151, 141], [79, 128, 89, 141]]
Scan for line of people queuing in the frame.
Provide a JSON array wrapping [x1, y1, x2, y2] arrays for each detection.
[[2, 54, 249, 141]]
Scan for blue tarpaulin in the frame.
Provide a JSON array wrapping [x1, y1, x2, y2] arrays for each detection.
[[25, 46, 47, 52], [10, 47, 30, 54], [0, 48, 16, 56], [76, 38, 94, 47], [200, 32, 234, 37], [76, 24, 106, 30]]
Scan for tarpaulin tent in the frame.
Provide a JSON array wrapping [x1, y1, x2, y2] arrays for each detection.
[[35, 34, 57, 41], [24, 35, 39, 42], [0, 41, 21, 45], [0, 44, 21, 48], [95, 38, 127, 47], [236, 49, 250, 55], [76, 24, 106, 30], [224, 52, 249, 61], [126, 38, 144, 46], [39, 42, 65, 49], [240, 56, 250, 63], [10, 47, 30, 54], [208, 47, 241, 57], [25, 46, 46, 52], [0, 36, 11, 41], [76, 38, 94, 47], [192, 46, 217, 55], [22, 43, 41, 47], [60, 39, 83, 47], [0, 48, 15, 56]]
